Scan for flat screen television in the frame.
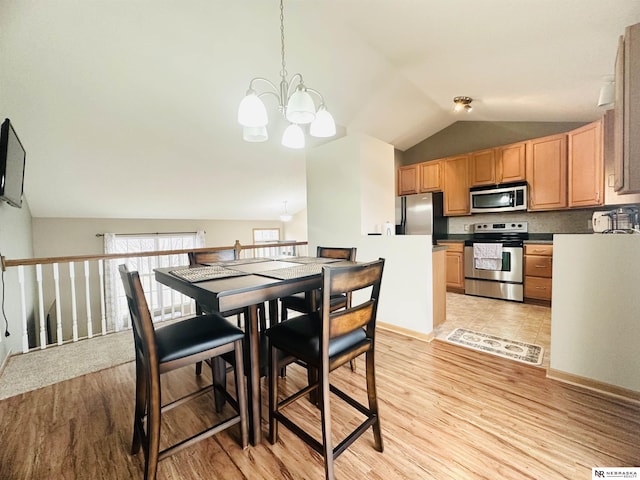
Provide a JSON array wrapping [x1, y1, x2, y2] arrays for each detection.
[[0, 118, 26, 208]]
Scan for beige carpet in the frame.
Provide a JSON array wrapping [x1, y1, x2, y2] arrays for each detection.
[[0, 330, 134, 400]]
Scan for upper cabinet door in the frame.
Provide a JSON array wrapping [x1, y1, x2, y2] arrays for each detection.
[[397, 164, 418, 195], [419, 160, 442, 192], [443, 155, 470, 216], [526, 134, 568, 211], [498, 142, 527, 183], [568, 120, 604, 207], [469, 149, 497, 186]]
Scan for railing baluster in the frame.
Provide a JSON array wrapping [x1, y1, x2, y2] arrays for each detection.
[[53, 263, 63, 345], [98, 260, 106, 335], [69, 262, 78, 342], [84, 261, 92, 338], [36, 265, 46, 349], [18, 266, 29, 353]]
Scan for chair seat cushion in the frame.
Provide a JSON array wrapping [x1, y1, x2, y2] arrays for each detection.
[[156, 314, 244, 364], [265, 313, 369, 365]]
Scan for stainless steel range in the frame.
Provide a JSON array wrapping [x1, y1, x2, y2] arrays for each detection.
[[464, 222, 528, 302]]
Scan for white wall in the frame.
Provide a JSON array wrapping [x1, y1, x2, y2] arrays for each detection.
[[0, 198, 36, 363], [551, 234, 640, 392], [306, 134, 435, 335], [31, 217, 294, 257], [283, 209, 308, 243]]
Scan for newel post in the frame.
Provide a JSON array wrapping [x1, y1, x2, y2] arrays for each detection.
[[234, 240, 242, 259]]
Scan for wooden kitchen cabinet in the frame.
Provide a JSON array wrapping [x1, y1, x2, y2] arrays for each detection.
[[419, 160, 442, 192], [526, 133, 568, 211], [469, 149, 497, 186], [397, 164, 418, 195], [497, 141, 527, 183], [443, 155, 470, 216], [568, 120, 604, 207], [524, 244, 553, 304], [438, 241, 465, 292], [469, 143, 526, 187]]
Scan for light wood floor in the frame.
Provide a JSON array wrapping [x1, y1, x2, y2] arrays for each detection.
[[436, 293, 552, 368], [1, 330, 638, 479]]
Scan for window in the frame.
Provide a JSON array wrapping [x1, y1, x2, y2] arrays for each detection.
[[104, 231, 205, 331], [253, 228, 281, 243]]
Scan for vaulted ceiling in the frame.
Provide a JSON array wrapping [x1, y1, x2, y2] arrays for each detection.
[[2, 0, 639, 220]]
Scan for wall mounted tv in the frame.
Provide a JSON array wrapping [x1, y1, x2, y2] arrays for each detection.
[[0, 118, 26, 208]]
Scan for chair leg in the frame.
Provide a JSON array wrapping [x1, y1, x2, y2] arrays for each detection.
[[233, 339, 249, 448], [319, 365, 335, 480], [131, 357, 146, 455], [211, 356, 227, 413], [268, 344, 279, 444], [365, 350, 383, 452], [144, 374, 162, 480]]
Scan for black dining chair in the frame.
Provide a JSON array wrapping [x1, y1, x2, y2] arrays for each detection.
[[266, 258, 385, 480], [280, 246, 357, 322], [188, 249, 267, 377], [119, 264, 248, 480], [188, 249, 267, 329], [279, 246, 358, 373]]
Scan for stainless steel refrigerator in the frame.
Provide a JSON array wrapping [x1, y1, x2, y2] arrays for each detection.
[[395, 192, 448, 241]]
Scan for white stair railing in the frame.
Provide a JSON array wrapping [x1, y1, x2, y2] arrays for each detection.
[[2, 241, 307, 353]]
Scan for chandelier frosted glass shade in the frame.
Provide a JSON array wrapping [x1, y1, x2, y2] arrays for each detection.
[[286, 86, 316, 124], [281, 123, 305, 149], [309, 105, 336, 137], [243, 125, 268, 142], [238, 91, 268, 127]]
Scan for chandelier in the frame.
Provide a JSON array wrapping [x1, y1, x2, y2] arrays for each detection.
[[279, 200, 292, 222], [237, 0, 336, 149]]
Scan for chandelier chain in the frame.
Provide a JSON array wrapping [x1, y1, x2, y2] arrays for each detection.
[[279, 0, 287, 81]]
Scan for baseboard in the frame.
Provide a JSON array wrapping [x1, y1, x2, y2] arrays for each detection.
[[377, 322, 434, 343], [547, 368, 640, 406]]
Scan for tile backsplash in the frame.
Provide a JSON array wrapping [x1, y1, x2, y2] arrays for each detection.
[[447, 208, 598, 234]]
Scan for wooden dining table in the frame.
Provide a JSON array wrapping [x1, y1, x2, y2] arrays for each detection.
[[154, 256, 350, 445]]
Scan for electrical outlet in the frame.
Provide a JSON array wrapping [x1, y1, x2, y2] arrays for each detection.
[[464, 224, 470, 231]]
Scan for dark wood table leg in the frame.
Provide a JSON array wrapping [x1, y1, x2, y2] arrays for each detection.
[[246, 303, 262, 445]]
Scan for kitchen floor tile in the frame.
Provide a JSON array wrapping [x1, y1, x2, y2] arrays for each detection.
[[438, 292, 551, 369]]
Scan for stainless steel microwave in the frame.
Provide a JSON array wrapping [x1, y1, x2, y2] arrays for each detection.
[[470, 182, 528, 213]]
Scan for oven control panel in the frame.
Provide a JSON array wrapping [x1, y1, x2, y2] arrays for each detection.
[[472, 222, 528, 233]]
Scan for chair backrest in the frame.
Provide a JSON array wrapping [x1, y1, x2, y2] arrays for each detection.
[[119, 264, 159, 368], [321, 258, 384, 342], [188, 249, 237, 266], [316, 246, 357, 261]]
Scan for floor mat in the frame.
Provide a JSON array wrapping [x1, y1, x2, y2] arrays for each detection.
[[445, 328, 544, 366]]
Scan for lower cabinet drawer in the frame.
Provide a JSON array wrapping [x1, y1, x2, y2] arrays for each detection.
[[524, 276, 552, 300], [525, 255, 552, 277]]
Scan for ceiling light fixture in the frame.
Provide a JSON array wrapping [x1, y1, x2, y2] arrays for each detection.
[[453, 96, 473, 113], [237, 0, 336, 149], [597, 76, 615, 107], [279, 201, 292, 222]]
